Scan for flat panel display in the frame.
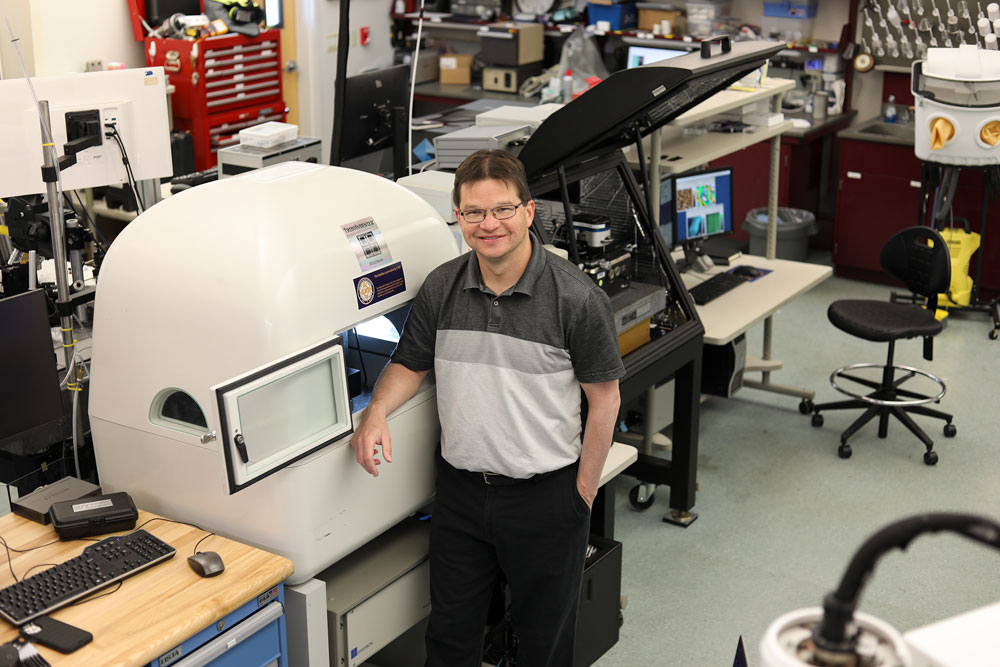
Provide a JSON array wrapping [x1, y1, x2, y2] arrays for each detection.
[[0, 290, 63, 442], [672, 167, 734, 245], [626, 45, 689, 69]]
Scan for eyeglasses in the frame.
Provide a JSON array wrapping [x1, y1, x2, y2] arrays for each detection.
[[458, 202, 526, 224]]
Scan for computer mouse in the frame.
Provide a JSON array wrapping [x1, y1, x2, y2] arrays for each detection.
[[187, 551, 225, 577], [732, 265, 763, 279]]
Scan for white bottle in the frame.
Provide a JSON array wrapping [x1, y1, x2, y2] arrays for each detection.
[[883, 94, 898, 123], [562, 69, 573, 102]]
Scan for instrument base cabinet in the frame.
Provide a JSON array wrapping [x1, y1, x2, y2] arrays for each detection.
[[574, 535, 623, 667]]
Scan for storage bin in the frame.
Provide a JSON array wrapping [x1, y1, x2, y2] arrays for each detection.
[[587, 2, 638, 30], [742, 207, 817, 261], [763, 0, 817, 18], [240, 121, 298, 147], [685, 0, 731, 20]]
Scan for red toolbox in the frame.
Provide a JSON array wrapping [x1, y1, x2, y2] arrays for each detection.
[[173, 100, 287, 172], [145, 30, 285, 171]]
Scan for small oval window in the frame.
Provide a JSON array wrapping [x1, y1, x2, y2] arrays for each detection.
[[151, 389, 207, 434]]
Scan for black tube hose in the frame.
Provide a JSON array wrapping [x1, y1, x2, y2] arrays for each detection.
[[815, 513, 1000, 653]]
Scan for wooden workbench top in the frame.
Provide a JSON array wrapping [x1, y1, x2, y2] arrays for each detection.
[[0, 509, 293, 666]]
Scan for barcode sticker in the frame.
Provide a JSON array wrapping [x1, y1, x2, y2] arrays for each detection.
[[342, 217, 394, 271]]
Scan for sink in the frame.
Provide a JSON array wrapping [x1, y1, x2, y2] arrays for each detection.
[[855, 122, 914, 139], [840, 118, 915, 144]]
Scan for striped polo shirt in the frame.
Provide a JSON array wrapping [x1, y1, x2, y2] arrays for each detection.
[[391, 238, 625, 478]]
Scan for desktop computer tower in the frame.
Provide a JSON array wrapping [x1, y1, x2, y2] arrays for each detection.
[[701, 334, 746, 398]]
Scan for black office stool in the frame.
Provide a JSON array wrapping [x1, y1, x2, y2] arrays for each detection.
[[809, 227, 956, 465]]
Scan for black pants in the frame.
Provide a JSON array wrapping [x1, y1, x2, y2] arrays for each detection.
[[425, 453, 591, 667]]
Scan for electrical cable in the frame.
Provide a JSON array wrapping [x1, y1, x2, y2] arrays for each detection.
[[406, 0, 428, 178], [134, 517, 216, 556], [110, 127, 144, 212], [104, 123, 145, 213], [0, 536, 79, 584]]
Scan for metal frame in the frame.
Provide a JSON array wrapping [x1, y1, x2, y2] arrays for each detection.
[[830, 362, 947, 407]]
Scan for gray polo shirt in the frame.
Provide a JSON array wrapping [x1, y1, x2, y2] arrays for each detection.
[[391, 238, 626, 478]]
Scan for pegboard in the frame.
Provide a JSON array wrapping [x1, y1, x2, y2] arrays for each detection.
[[857, 0, 996, 70]]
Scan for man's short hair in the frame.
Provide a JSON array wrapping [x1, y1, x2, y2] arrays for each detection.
[[452, 149, 532, 208]]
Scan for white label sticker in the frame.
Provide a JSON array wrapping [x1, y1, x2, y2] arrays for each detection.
[[72, 498, 114, 512], [440, 57, 457, 69], [342, 217, 393, 271]]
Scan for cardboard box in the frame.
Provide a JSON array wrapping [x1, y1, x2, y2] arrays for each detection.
[[479, 22, 544, 67], [637, 5, 685, 33], [439, 53, 474, 85]]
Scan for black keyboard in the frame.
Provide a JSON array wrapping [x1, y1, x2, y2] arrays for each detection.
[[0, 530, 175, 626], [687, 271, 747, 305]]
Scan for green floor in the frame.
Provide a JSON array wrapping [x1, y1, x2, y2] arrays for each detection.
[[596, 267, 1000, 666]]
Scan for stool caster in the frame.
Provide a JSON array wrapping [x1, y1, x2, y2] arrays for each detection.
[[811, 413, 824, 427], [799, 399, 814, 415], [990, 329, 998, 341], [838, 443, 852, 459], [924, 450, 939, 465], [628, 483, 655, 511], [944, 423, 957, 438]]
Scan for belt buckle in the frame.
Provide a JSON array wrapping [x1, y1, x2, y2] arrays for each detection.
[[482, 472, 498, 485]]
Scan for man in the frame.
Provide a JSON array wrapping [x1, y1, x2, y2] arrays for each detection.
[[351, 149, 624, 666]]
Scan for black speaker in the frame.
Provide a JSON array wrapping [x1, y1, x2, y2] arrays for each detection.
[[170, 129, 196, 178], [146, 0, 200, 26]]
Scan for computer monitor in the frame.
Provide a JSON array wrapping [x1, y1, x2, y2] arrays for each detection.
[[331, 64, 411, 167], [671, 166, 734, 272], [0, 290, 63, 446], [0, 68, 172, 198], [625, 45, 689, 69]]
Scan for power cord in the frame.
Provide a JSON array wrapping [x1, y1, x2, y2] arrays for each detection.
[[104, 122, 145, 213]]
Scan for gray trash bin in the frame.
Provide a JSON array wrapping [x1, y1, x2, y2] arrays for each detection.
[[742, 207, 817, 261]]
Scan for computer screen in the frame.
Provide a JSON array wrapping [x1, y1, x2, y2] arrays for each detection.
[[0, 68, 172, 198], [672, 167, 734, 245], [0, 290, 63, 444], [332, 64, 411, 164], [626, 45, 689, 69]]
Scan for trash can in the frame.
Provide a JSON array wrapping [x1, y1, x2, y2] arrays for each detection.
[[742, 207, 817, 261]]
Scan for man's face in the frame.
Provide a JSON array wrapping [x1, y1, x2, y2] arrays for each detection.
[[455, 178, 534, 264]]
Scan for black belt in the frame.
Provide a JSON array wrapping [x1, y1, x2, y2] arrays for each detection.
[[471, 466, 567, 486]]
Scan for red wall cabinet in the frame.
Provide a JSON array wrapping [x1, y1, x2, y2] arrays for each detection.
[[834, 138, 999, 294]]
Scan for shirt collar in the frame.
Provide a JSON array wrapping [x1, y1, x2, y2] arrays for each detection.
[[461, 236, 547, 296]]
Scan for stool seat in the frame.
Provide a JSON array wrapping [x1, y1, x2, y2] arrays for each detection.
[[828, 300, 943, 342]]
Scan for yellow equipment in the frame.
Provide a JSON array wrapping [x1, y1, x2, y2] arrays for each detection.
[[934, 226, 981, 320]]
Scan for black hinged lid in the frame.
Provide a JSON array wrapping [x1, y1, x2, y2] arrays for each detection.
[[518, 38, 785, 178]]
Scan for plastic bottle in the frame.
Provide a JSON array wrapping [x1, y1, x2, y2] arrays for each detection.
[[883, 94, 898, 123], [562, 69, 573, 102]]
